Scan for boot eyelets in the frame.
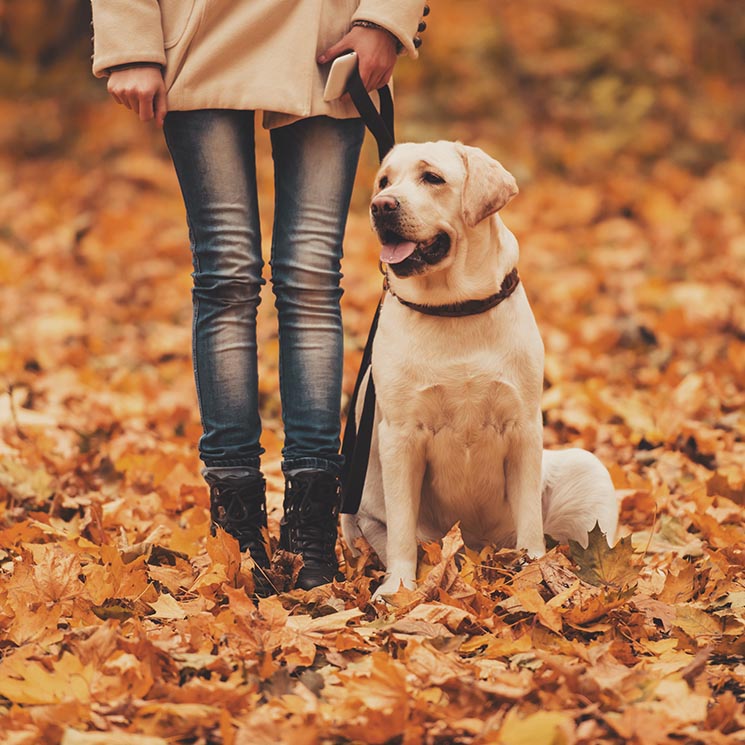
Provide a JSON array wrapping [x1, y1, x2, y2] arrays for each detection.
[[207, 474, 269, 571], [278, 470, 342, 590]]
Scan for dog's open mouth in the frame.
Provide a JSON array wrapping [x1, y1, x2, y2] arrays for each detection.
[[379, 231, 451, 276]]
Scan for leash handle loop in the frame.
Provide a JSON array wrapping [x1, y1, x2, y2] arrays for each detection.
[[345, 67, 395, 161]]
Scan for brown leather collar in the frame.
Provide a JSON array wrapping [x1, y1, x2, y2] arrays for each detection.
[[386, 267, 520, 317]]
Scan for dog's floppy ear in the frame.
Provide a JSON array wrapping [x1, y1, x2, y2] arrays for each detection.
[[456, 143, 518, 228]]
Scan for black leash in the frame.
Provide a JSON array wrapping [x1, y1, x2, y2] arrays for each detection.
[[345, 68, 395, 161], [340, 68, 395, 514]]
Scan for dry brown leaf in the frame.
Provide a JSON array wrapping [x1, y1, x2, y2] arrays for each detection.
[[569, 524, 639, 590]]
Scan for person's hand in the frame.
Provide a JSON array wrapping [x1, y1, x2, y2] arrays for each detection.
[[107, 66, 168, 126], [318, 26, 398, 92]]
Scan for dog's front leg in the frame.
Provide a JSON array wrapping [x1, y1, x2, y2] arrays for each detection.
[[373, 420, 427, 600], [506, 426, 545, 558]]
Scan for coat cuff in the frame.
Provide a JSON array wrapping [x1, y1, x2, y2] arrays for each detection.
[[104, 61, 164, 77], [94, 53, 166, 79], [90, 0, 166, 78], [352, 0, 425, 59]]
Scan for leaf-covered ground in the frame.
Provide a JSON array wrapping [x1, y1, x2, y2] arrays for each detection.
[[1, 1, 745, 743]]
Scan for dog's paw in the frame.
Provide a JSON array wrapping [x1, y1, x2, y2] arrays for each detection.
[[516, 535, 546, 560], [524, 544, 546, 559], [372, 576, 416, 603]]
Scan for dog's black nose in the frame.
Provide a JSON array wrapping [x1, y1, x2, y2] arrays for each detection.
[[371, 195, 400, 215]]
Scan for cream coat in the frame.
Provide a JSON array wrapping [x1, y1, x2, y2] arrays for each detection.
[[90, 0, 424, 128]]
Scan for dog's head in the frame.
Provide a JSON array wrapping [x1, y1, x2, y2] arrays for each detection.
[[371, 142, 518, 278]]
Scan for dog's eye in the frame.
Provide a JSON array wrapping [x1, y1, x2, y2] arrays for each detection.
[[378, 176, 389, 189], [422, 171, 445, 185]]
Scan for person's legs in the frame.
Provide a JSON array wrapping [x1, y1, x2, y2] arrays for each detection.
[[163, 109, 265, 472], [270, 116, 365, 587], [163, 110, 271, 583], [270, 115, 365, 473]]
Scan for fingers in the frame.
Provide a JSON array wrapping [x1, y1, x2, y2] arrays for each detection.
[[123, 91, 141, 116], [107, 78, 126, 108], [107, 67, 165, 123], [332, 26, 397, 91], [154, 84, 168, 127], [318, 33, 353, 64], [358, 61, 394, 92], [139, 89, 156, 121], [374, 65, 394, 90]]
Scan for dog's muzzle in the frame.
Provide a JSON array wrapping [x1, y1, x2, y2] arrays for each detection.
[[372, 207, 451, 277]]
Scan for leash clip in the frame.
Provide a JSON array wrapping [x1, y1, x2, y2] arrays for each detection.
[[378, 260, 390, 291]]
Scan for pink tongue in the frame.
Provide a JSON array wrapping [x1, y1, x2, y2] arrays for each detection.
[[380, 240, 417, 265]]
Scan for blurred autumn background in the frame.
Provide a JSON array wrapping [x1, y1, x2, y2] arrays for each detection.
[[1, 0, 745, 742]]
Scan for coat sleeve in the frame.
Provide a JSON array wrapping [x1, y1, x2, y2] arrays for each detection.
[[90, 0, 166, 77], [352, 0, 426, 59]]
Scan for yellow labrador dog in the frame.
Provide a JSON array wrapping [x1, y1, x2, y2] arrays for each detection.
[[341, 142, 618, 599]]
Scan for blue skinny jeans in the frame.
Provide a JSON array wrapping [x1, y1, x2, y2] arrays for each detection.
[[163, 111, 365, 477]]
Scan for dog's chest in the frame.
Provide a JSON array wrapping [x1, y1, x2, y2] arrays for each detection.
[[372, 309, 539, 545], [386, 359, 521, 545], [374, 330, 524, 438], [416, 368, 518, 438]]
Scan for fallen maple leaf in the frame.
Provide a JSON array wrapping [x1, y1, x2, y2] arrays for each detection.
[[672, 606, 723, 641], [60, 730, 168, 745], [148, 593, 187, 620], [569, 523, 639, 590], [494, 709, 575, 745], [0, 651, 94, 705]]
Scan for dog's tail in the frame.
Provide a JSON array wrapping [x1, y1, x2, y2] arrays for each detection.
[[541, 448, 619, 548]]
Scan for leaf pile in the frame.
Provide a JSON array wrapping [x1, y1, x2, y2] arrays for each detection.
[[1, 0, 745, 742]]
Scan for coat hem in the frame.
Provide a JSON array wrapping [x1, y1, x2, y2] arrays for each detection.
[[165, 91, 363, 129]]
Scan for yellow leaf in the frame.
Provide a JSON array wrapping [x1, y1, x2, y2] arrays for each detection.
[[497, 710, 573, 745], [0, 651, 94, 705], [61, 731, 168, 745], [672, 606, 722, 639], [205, 527, 241, 584], [148, 593, 187, 620]]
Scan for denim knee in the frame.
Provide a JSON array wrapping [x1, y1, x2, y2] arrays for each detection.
[[271, 280, 342, 317], [192, 269, 265, 306], [190, 230, 265, 306], [270, 258, 343, 308]]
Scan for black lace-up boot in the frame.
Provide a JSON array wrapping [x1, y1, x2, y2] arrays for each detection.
[[206, 472, 273, 595], [279, 470, 342, 590]]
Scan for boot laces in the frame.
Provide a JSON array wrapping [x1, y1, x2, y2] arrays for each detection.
[[210, 477, 267, 555], [283, 473, 340, 562]]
